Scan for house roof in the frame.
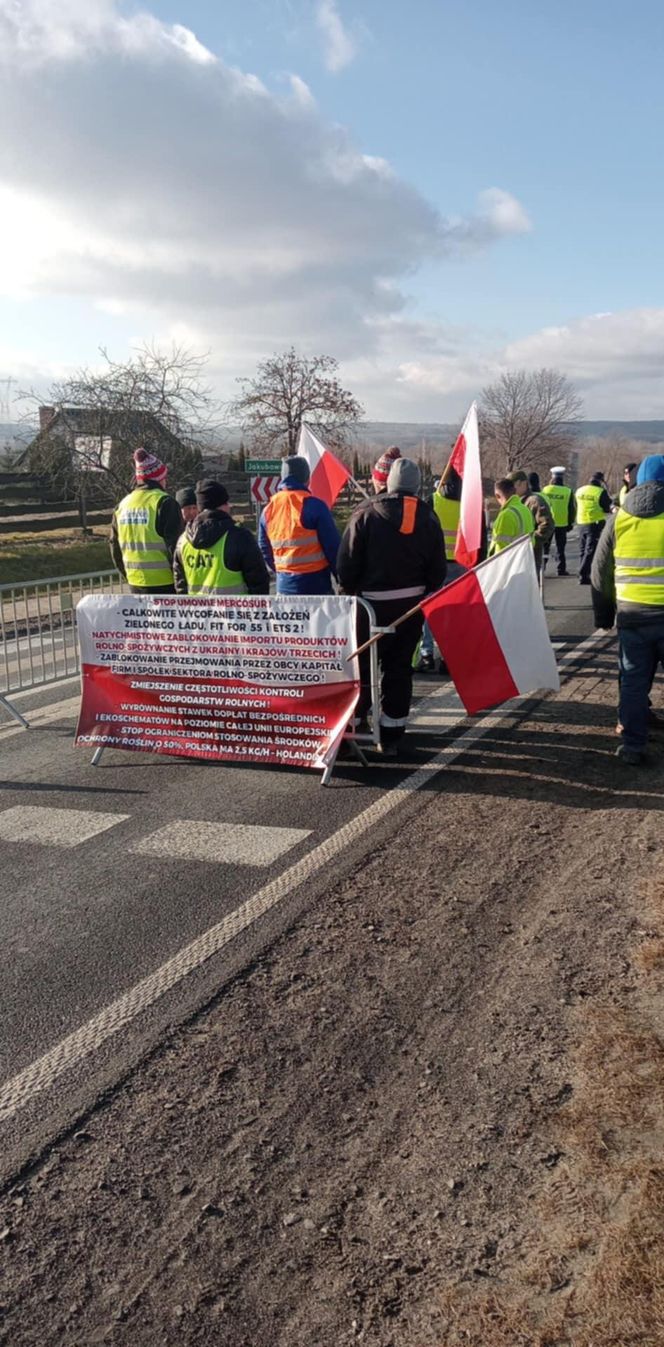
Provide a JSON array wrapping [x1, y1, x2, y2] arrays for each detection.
[[30, 406, 188, 450]]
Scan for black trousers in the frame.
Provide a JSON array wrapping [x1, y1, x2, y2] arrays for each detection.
[[357, 598, 424, 744], [578, 523, 604, 583], [544, 526, 569, 574]]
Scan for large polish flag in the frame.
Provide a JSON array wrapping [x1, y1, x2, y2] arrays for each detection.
[[297, 423, 351, 508], [421, 536, 559, 715], [449, 401, 483, 568]]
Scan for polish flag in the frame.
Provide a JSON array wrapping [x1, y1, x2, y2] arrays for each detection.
[[421, 536, 559, 715], [297, 423, 351, 508], [449, 402, 483, 568]]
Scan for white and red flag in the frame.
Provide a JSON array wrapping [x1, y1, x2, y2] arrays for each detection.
[[297, 423, 351, 508], [449, 401, 483, 568], [421, 535, 559, 715]]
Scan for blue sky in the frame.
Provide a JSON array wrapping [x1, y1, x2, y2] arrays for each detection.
[[0, 0, 663, 420]]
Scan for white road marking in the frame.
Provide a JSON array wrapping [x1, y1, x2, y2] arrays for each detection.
[[131, 821, 312, 868], [0, 805, 129, 849], [0, 629, 611, 1124]]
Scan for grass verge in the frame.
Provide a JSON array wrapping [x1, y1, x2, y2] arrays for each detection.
[[0, 530, 112, 585]]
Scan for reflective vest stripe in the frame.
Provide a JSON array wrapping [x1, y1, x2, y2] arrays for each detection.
[[361, 585, 426, 601], [264, 490, 329, 575], [614, 508, 664, 605], [400, 496, 418, 535], [115, 488, 173, 588], [615, 557, 664, 568]]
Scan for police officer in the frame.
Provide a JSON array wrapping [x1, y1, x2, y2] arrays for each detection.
[[592, 455, 664, 765], [259, 455, 341, 595], [576, 471, 613, 585], [542, 467, 575, 576], [173, 479, 269, 595], [110, 446, 183, 594]]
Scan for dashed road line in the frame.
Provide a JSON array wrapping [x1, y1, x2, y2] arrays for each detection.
[[0, 629, 610, 1124], [131, 820, 312, 867], [0, 804, 130, 848]]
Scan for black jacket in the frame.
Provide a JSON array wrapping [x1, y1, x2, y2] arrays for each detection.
[[110, 483, 183, 578], [337, 492, 446, 597], [591, 481, 664, 628], [173, 509, 270, 595]]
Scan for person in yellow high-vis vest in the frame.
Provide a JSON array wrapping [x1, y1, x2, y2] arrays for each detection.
[[110, 446, 183, 594], [592, 455, 664, 765], [489, 478, 535, 555], [576, 471, 613, 585], [417, 466, 463, 672], [173, 479, 269, 595], [542, 467, 575, 576]]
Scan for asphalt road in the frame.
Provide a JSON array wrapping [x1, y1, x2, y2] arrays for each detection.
[[0, 558, 598, 1184]]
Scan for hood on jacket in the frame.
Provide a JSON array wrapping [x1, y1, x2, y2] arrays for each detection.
[[620, 480, 664, 518], [636, 454, 664, 486], [184, 508, 234, 549], [278, 475, 311, 493]]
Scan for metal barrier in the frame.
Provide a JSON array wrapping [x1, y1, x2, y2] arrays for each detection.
[[0, 570, 126, 703]]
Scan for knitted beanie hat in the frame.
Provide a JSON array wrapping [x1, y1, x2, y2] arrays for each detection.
[[280, 455, 311, 485], [387, 457, 420, 495], [372, 446, 401, 485], [195, 478, 230, 511], [134, 446, 167, 485]]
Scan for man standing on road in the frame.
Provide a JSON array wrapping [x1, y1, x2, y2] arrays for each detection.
[[576, 471, 613, 586], [259, 455, 341, 595], [489, 479, 535, 556], [508, 470, 554, 577], [542, 467, 575, 576], [175, 486, 199, 529], [338, 458, 445, 757], [174, 479, 269, 595], [110, 446, 183, 594], [592, 455, 664, 766]]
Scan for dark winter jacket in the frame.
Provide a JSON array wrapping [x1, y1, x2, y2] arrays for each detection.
[[173, 509, 270, 595], [524, 492, 555, 545], [110, 482, 183, 587], [591, 481, 664, 628], [337, 492, 446, 600]]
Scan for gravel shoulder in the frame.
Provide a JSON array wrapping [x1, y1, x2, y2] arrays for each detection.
[[2, 641, 664, 1347]]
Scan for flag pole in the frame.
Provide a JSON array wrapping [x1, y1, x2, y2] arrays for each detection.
[[347, 535, 530, 660]]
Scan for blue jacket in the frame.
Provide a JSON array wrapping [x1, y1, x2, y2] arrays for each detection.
[[259, 477, 341, 595]]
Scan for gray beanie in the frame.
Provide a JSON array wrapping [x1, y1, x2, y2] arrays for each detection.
[[387, 457, 420, 495], [281, 455, 310, 485]]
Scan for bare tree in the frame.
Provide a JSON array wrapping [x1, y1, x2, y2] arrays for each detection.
[[20, 344, 216, 504], [228, 348, 364, 456], [480, 368, 583, 473]]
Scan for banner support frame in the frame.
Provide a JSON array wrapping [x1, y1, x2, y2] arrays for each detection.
[[0, 693, 29, 729]]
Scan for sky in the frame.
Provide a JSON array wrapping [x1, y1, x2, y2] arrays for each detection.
[[0, 0, 663, 423]]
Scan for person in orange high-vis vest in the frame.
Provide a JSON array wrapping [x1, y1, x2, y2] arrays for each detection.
[[259, 455, 341, 595]]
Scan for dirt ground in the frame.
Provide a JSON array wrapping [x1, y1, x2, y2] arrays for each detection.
[[2, 658, 664, 1347]]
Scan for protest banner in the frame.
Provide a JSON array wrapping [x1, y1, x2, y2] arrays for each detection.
[[75, 593, 362, 778]]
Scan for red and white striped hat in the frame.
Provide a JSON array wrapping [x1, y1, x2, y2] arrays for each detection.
[[134, 446, 168, 486], [372, 446, 401, 485]]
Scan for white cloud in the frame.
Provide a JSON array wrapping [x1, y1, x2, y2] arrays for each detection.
[[0, 0, 530, 405], [315, 0, 357, 72]]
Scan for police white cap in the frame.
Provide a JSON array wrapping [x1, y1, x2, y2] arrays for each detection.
[[550, 465, 566, 474]]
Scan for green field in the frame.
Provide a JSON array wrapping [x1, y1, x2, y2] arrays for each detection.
[[0, 530, 113, 587]]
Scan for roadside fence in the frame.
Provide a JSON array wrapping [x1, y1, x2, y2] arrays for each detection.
[[1, 571, 127, 712]]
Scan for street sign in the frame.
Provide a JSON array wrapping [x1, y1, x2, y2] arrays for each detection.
[[250, 475, 280, 505], [245, 458, 282, 474]]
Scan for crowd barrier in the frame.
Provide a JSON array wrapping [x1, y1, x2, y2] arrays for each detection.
[[0, 570, 126, 723]]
